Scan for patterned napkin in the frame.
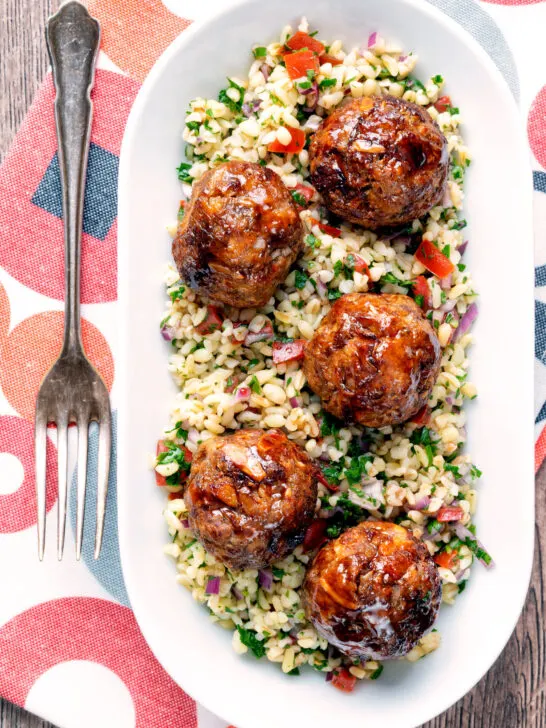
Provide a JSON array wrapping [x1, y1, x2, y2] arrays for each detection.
[[0, 1, 544, 727]]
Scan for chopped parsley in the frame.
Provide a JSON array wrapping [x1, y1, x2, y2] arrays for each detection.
[[291, 190, 307, 207], [327, 288, 343, 301], [448, 106, 460, 115], [370, 665, 384, 680], [452, 219, 467, 230], [176, 162, 193, 183], [432, 74, 444, 85], [272, 566, 285, 579], [320, 411, 341, 438], [470, 465, 482, 480], [236, 626, 266, 659], [169, 285, 185, 302], [218, 78, 245, 113], [445, 463, 460, 477], [294, 270, 309, 289], [319, 78, 337, 90], [410, 427, 438, 464], [380, 272, 413, 289], [249, 375, 262, 394], [186, 120, 200, 133], [165, 421, 189, 440], [156, 441, 192, 485], [464, 537, 492, 565], [406, 75, 426, 92], [321, 461, 343, 485], [253, 46, 267, 58], [344, 454, 373, 485], [305, 233, 320, 249]]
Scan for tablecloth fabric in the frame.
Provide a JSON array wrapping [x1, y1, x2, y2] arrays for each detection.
[[0, 1, 544, 727]]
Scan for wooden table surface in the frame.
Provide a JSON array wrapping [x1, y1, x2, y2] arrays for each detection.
[[0, 1, 544, 726]]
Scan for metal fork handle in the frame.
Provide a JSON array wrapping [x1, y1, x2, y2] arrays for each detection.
[[46, 2, 100, 357]]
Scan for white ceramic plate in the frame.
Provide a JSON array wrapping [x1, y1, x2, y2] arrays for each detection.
[[117, 1, 534, 726]]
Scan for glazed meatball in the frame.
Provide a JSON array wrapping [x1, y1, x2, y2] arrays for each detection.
[[172, 161, 304, 308], [184, 429, 318, 570], [303, 293, 440, 428], [302, 521, 441, 660], [309, 95, 448, 229]]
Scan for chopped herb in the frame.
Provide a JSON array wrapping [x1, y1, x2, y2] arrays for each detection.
[[410, 427, 438, 458], [370, 665, 384, 680], [407, 75, 426, 92], [319, 78, 337, 90], [253, 46, 267, 58], [287, 667, 300, 676], [441, 245, 451, 257], [445, 463, 460, 477], [176, 162, 193, 183], [448, 106, 460, 115], [344, 454, 373, 485], [427, 519, 441, 534], [205, 108, 214, 117], [294, 270, 309, 289], [320, 411, 341, 438], [321, 462, 343, 485], [165, 421, 189, 440], [183, 538, 197, 550], [464, 537, 492, 565], [415, 294, 424, 307], [452, 219, 467, 231], [248, 358, 260, 369], [380, 272, 413, 289], [218, 78, 245, 113], [291, 190, 307, 207], [326, 523, 342, 538], [272, 566, 285, 579], [297, 80, 312, 90], [452, 165, 464, 181], [470, 465, 482, 479], [189, 340, 205, 354], [160, 315, 170, 329], [177, 203, 185, 221], [169, 285, 185, 302], [457, 263, 466, 272], [236, 626, 266, 659], [432, 74, 444, 85], [327, 289, 343, 301], [305, 233, 320, 249], [186, 120, 200, 133], [249, 375, 262, 394], [269, 92, 284, 106], [156, 441, 191, 475], [458, 580, 467, 594]]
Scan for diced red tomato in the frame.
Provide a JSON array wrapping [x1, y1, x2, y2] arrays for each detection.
[[285, 31, 325, 55], [155, 440, 192, 487], [352, 254, 372, 280], [285, 50, 320, 81], [225, 374, 242, 394], [230, 322, 244, 346], [434, 549, 459, 569], [244, 320, 274, 345], [319, 53, 343, 66], [268, 126, 307, 154], [168, 490, 184, 500], [272, 340, 306, 364], [434, 95, 452, 113], [413, 275, 432, 309], [317, 469, 339, 492], [196, 305, 223, 335], [292, 183, 315, 209], [411, 405, 430, 426], [303, 519, 329, 552], [318, 222, 342, 238], [415, 239, 455, 279], [331, 668, 357, 693], [436, 506, 464, 523]]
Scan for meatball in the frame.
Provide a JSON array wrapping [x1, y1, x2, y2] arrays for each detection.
[[309, 95, 448, 229], [303, 293, 440, 428], [184, 429, 318, 570], [172, 161, 304, 308], [302, 521, 441, 660]]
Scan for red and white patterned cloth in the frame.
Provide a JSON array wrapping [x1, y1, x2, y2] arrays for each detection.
[[0, 1, 544, 726]]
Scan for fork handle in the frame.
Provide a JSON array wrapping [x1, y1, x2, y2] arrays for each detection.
[[46, 2, 101, 356]]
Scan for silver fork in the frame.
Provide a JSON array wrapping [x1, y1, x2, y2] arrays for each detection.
[[35, 1, 111, 561]]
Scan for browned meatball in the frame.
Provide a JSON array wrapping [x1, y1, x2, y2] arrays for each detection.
[[309, 95, 448, 229], [302, 521, 441, 660], [172, 161, 304, 308], [303, 293, 440, 428], [184, 429, 318, 570]]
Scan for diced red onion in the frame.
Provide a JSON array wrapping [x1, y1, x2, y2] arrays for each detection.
[[245, 322, 273, 345], [432, 310, 443, 326], [454, 524, 495, 569], [196, 136, 203, 145], [440, 273, 452, 291], [458, 240, 468, 256], [398, 54, 408, 63], [231, 585, 244, 600], [260, 63, 270, 81], [180, 518, 190, 528], [440, 299, 457, 313], [242, 99, 262, 117], [445, 396, 454, 406], [206, 576, 220, 595], [368, 32, 378, 48], [316, 278, 328, 299], [413, 496, 431, 511], [453, 303, 478, 341], [187, 428, 199, 445], [289, 396, 300, 408], [455, 568, 468, 583], [161, 325, 176, 341], [392, 235, 411, 247], [235, 386, 251, 402], [442, 185, 452, 207], [258, 569, 273, 591], [325, 671, 334, 682]]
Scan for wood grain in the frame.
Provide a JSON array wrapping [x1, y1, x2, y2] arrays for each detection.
[[0, 0, 543, 726]]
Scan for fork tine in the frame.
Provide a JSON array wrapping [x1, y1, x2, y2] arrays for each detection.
[[94, 404, 112, 560], [56, 419, 69, 561], [35, 409, 48, 561], [76, 416, 89, 560]]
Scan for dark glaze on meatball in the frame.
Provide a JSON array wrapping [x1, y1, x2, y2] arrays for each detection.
[[303, 293, 441, 428], [184, 429, 318, 570], [172, 161, 304, 308], [309, 95, 449, 230], [302, 521, 441, 660]]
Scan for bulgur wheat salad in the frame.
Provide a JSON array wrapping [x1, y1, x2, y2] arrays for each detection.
[[154, 19, 492, 688]]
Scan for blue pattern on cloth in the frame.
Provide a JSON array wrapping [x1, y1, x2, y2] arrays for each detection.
[[31, 142, 119, 241], [69, 411, 130, 606], [534, 170, 546, 194]]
